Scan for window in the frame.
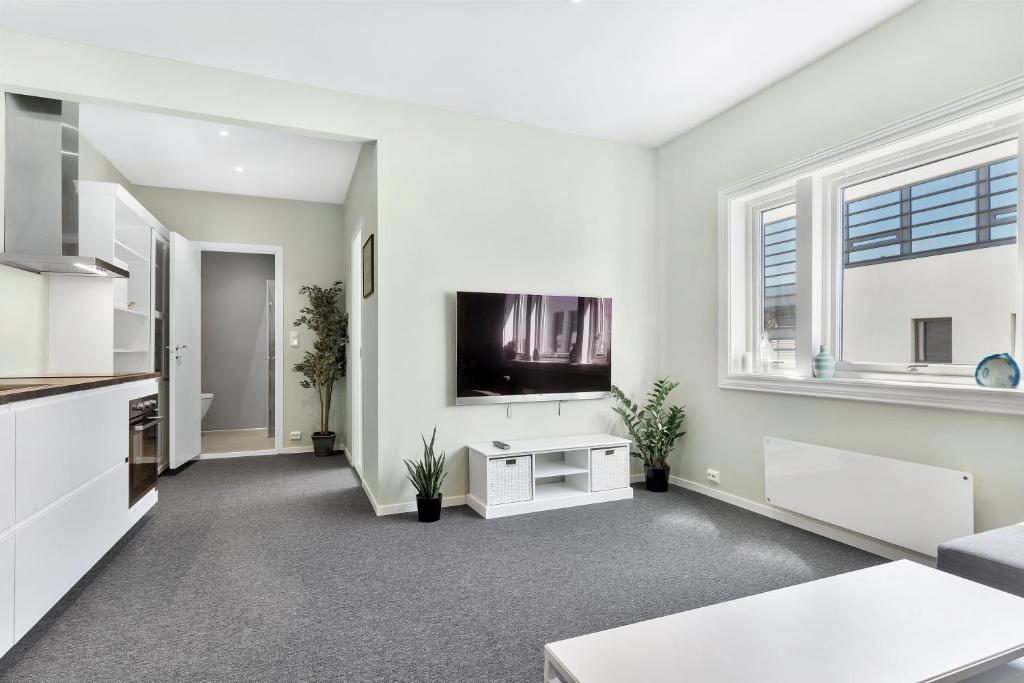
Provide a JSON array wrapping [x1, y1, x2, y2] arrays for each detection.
[[843, 150, 1018, 268], [719, 86, 1024, 414], [840, 142, 1019, 370], [760, 203, 797, 370], [914, 318, 953, 364]]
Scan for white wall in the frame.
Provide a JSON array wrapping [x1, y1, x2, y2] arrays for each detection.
[[0, 267, 48, 376], [339, 142, 378, 491], [658, 0, 1024, 537], [844, 246, 1017, 365], [0, 32, 659, 508], [376, 123, 657, 505]]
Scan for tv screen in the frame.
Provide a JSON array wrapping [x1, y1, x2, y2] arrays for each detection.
[[456, 291, 612, 405]]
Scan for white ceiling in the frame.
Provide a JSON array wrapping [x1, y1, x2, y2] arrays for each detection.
[[79, 104, 362, 204], [0, 0, 918, 146]]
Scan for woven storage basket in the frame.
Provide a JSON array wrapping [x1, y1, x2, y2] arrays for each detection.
[[487, 455, 533, 504], [590, 447, 629, 491]]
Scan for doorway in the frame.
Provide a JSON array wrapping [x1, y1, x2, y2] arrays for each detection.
[[169, 238, 285, 464], [199, 249, 275, 454]]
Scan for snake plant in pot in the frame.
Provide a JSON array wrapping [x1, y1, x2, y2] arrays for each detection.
[[293, 281, 348, 457], [405, 427, 448, 522], [610, 379, 686, 492]]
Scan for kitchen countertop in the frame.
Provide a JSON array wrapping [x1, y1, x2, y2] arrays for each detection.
[[0, 372, 161, 405]]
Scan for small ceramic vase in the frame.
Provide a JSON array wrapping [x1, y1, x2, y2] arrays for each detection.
[[813, 345, 836, 379]]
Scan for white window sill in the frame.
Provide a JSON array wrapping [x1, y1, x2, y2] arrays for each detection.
[[721, 372, 1024, 416]]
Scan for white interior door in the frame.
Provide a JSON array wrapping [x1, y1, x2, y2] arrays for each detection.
[[349, 228, 363, 474], [169, 232, 202, 468]]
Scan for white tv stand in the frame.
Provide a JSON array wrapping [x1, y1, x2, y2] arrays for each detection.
[[467, 434, 633, 519]]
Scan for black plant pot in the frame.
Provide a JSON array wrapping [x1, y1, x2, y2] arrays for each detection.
[[311, 431, 337, 457], [416, 494, 442, 523], [645, 465, 671, 492]]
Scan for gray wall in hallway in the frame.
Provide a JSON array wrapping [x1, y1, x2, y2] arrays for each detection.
[[201, 251, 276, 431]]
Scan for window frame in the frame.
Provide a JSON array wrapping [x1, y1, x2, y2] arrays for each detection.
[[822, 123, 1022, 380], [750, 192, 799, 375], [718, 76, 1024, 415]]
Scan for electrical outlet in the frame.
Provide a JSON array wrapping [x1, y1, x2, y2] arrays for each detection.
[[290, 431, 302, 441], [706, 468, 721, 484]]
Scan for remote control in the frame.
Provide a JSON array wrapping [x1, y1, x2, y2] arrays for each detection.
[[492, 440, 511, 450]]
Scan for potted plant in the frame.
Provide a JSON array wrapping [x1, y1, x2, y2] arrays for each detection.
[[404, 427, 448, 523], [610, 378, 686, 492], [293, 281, 348, 457]]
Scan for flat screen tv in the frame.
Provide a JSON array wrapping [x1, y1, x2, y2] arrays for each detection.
[[456, 291, 612, 405]]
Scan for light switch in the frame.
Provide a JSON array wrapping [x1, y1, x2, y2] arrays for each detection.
[[289, 331, 300, 347]]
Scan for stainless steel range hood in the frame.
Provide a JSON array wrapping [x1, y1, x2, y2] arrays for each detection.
[[0, 93, 128, 278]]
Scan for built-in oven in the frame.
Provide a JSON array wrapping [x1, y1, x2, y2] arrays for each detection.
[[128, 394, 161, 507]]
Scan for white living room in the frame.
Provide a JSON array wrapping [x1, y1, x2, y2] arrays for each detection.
[[0, 1, 1023, 681]]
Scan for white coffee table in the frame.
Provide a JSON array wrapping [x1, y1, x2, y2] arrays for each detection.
[[544, 561, 1024, 683]]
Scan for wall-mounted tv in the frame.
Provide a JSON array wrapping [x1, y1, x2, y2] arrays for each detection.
[[456, 291, 612, 405]]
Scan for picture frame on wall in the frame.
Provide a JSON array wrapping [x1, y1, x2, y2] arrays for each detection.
[[362, 234, 375, 298]]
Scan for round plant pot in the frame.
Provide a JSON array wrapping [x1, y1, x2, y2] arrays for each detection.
[[311, 431, 337, 457], [416, 494, 442, 523], [644, 464, 671, 492]]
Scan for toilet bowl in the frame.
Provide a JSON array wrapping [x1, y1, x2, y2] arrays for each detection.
[[200, 393, 214, 419]]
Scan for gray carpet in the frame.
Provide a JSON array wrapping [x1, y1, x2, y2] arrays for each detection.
[[0, 453, 884, 682]]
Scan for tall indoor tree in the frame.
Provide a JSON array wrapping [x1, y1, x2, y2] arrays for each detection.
[[293, 281, 348, 457]]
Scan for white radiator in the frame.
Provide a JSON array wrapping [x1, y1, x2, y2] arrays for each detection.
[[764, 437, 974, 556]]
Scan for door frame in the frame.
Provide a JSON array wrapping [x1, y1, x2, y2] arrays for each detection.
[[348, 224, 363, 475], [193, 241, 285, 454]]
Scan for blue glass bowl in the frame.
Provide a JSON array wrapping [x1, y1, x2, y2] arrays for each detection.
[[974, 353, 1021, 388]]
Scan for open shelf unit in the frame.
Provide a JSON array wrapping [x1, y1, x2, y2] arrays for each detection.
[[467, 434, 632, 519], [112, 223, 152, 373], [89, 182, 160, 374], [46, 182, 166, 376]]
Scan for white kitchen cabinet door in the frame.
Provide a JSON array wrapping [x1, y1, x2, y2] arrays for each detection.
[[169, 231, 201, 468], [0, 409, 14, 533], [14, 464, 125, 641], [15, 389, 124, 523], [0, 534, 13, 657]]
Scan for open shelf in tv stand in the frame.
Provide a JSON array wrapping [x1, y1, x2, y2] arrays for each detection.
[[466, 434, 633, 519]]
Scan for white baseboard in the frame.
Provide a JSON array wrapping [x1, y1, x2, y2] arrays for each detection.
[[373, 494, 468, 516], [196, 444, 335, 459], [665, 474, 930, 564], [197, 448, 278, 460], [336, 446, 385, 515], [360, 477, 383, 515], [358, 468, 929, 560], [340, 446, 467, 517], [628, 470, 926, 563]]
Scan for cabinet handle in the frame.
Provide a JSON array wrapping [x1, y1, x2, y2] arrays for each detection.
[[605, 449, 615, 455], [505, 459, 517, 466]]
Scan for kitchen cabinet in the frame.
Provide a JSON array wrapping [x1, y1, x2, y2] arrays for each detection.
[[0, 407, 13, 533], [14, 464, 125, 640], [0, 378, 158, 656], [14, 385, 125, 523], [0, 535, 13, 656]]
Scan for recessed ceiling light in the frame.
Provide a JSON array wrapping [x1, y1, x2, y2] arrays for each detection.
[[234, 166, 244, 173], [569, 0, 583, 4], [219, 130, 230, 137]]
